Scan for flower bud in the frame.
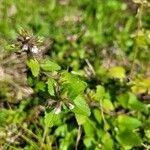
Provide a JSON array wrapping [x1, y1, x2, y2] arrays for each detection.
[[68, 103, 75, 110], [54, 105, 61, 114]]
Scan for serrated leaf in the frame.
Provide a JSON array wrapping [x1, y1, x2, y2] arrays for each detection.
[[27, 58, 40, 77], [61, 72, 87, 99], [44, 111, 61, 127], [109, 66, 125, 79], [41, 60, 61, 72], [47, 77, 55, 96], [117, 115, 142, 130], [35, 81, 46, 91], [73, 95, 91, 116], [116, 130, 141, 147], [128, 92, 147, 112]]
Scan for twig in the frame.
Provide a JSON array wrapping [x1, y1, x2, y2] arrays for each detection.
[[85, 59, 96, 76], [75, 126, 82, 150]]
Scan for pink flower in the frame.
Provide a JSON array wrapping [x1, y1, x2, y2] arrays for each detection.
[[22, 44, 28, 51], [54, 105, 61, 114]]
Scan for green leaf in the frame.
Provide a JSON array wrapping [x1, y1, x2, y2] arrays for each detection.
[[117, 115, 142, 130], [47, 77, 56, 96], [55, 124, 67, 137], [135, 30, 148, 48], [117, 92, 147, 112], [83, 137, 95, 148], [94, 85, 105, 101], [131, 77, 150, 94], [75, 114, 88, 125], [27, 58, 40, 77], [0, 109, 7, 126], [145, 130, 150, 140], [109, 66, 125, 79], [35, 81, 46, 91], [44, 111, 61, 127], [128, 92, 147, 112], [102, 98, 114, 112], [61, 72, 87, 99], [102, 133, 114, 150], [40, 60, 61, 72], [58, 129, 77, 150], [73, 95, 91, 117], [117, 93, 129, 108], [116, 130, 141, 147], [93, 109, 102, 124], [83, 119, 95, 137]]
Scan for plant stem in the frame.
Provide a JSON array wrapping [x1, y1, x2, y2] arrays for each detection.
[[75, 126, 82, 150]]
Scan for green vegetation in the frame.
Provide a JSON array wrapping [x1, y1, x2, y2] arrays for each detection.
[[0, 0, 150, 149]]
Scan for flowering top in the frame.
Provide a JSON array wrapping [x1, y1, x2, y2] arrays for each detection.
[[15, 29, 42, 55]]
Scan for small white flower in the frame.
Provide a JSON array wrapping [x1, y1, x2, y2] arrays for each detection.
[[54, 106, 61, 114], [22, 44, 28, 51], [68, 103, 75, 110], [31, 45, 39, 54]]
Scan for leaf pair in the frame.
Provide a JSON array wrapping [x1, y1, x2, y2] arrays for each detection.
[[27, 58, 61, 77]]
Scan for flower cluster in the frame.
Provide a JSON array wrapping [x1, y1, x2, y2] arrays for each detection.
[[48, 99, 75, 115], [16, 29, 42, 55]]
